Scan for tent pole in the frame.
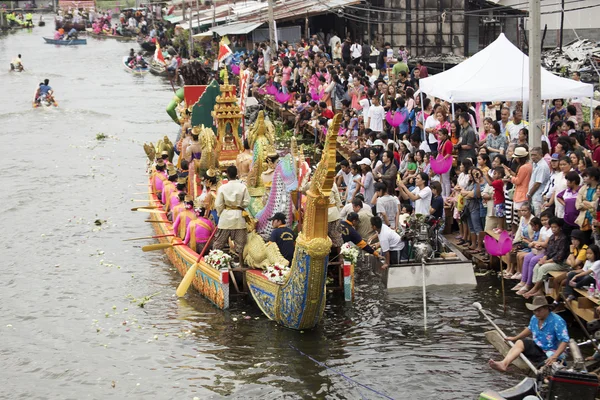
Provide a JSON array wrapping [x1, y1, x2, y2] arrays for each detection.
[[420, 91, 425, 125], [451, 102, 455, 119]]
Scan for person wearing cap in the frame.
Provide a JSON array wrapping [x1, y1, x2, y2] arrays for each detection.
[[528, 147, 550, 216], [152, 159, 168, 197], [488, 295, 569, 372], [356, 158, 375, 204], [267, 212, 296, 265], [503, 146, 532, 231], [523, 217, 570, 298], [342, 213, 378, 257], [173, 195, 198, 240], [184, 205, 216, 254], [370, 216, 404, 269], [214, 166, 250, 265]]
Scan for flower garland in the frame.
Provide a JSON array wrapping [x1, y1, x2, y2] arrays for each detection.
[[203, 249, 232, 270], [264, 263, 291, 284], [341, 242, 359, 265]]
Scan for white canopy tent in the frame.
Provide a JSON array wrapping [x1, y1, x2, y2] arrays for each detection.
[[418, 33, 594, 103]]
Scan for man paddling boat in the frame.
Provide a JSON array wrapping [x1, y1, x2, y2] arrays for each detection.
[[488, 296, 569, 372]]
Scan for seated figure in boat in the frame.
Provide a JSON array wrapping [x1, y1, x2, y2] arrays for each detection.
[[213, 166, 250, 266], [126, 48, 135, 65], [35, 79, 55, 105], [165, 176, 187, 212], [173, 195, 197, 240], [160, 165, 178, 205], [261, 151, 278, 188], [198, 168, 219, 225], [166, 56, 179, 73], [184, 204, 216, 255], [54, 28, 65, 40], [169, 191, 187, 222], [488, 296, 569, 372], [10, 54, 23, 71], [151, 159, 168, 197], [66, 27, 78, 39], [267, 212, 296, 266]]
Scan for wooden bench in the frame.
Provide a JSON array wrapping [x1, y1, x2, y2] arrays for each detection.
[[546, 270, 599, 321]]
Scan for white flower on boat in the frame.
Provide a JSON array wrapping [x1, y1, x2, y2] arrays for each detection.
[[265, 263, 291, 284], [340, 242, 359, 265], [204, 249, 232, 270]]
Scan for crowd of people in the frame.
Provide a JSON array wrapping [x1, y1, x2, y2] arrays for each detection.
[[231, 32, 600, 306]]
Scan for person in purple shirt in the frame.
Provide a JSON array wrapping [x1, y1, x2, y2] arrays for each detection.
[[489, 296, 569, 372]]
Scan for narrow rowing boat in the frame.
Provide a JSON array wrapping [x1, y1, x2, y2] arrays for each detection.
[[123, 56, 149, 75], [43, 37, 87, 45], [89, 32, 137, 42]]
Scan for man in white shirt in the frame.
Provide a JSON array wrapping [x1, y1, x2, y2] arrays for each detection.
[[371, 216, 404, 268], [350, 42, 362, 64], [366, 96, 385, 134], [214, 166, 250, 265], [335, 160, 352, 198], [528, 147, 551, 216], [410, 133, 431, 154], [505, 110, 529, 143], [397, 173, 432, 216], [358, 96, 371, 117]]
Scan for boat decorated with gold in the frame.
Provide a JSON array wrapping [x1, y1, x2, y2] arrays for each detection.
[[140, 113, 341, 330]]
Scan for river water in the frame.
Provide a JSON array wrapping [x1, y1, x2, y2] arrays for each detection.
[[1, 20, 544, 400]]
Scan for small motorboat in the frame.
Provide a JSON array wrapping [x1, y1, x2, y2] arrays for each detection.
[[33, 95, 58, 108], [123, 56, 149, 75], [43, 37, 87, 46]]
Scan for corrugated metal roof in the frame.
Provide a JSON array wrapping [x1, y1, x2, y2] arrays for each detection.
[[211, 21, 265, 35], [179, 15, 232, 30]]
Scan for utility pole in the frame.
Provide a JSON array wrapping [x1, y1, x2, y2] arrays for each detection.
[[212, 0, 216, 27], [559, 0, 564, 52], [367, 2, 370, 44], [189, 2, 194, 58], [268, 0, 275, 51], [528, 0, 542, 148]]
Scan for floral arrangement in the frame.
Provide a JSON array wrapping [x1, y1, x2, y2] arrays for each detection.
[[203, 249, 232, 270], [265, 263, 291, 284], [341, 243, 360, 265]]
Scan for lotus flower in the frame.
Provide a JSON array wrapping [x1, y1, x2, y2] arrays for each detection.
[[430, 154, 452, 174], [230, 64, 240, 75], [484, 231, 512, 257], [385, 111, 405, 128], [275, 92, 291, 104], [310, 87, 324, 101], [266, 84, 278, 95]]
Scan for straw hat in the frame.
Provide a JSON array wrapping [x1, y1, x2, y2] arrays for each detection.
[[512, 147, 529, 158], [525, 296, 549, 311]]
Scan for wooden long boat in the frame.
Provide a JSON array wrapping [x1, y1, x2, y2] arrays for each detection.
[[54, 19, 87, 31], [123, 56, 149, 75], [43, 37, 87, 45], [88, 31, 137, 42], [144, 115, 341, 330]]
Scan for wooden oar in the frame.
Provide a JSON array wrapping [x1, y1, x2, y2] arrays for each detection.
[[133, 192, 155, 195], [142, 242, 186, 252], [176, 228, 217, 297], [144, 220, 172, 224], [135, 208, 167, 214], [123, 234, 174, 242], [131, 206, 162, 211], [473, 302, 539, 375], [131, 199, 161, 202]]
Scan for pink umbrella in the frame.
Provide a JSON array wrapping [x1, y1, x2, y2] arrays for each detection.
[[275, 92, 291, 104], [230, 64, 240, 75], [385, 111, 405, 128], [266, 84, 278, 95], [430, 154, 453, 174], [484, 231, 512, 257]]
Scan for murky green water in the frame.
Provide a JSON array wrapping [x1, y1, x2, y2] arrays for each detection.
[[0, 20, 551, 399]]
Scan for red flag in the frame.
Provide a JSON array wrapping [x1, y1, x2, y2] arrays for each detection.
[[217, 43, 232, 63], [154, 42, 166, 64], [167, 5, 175, 15]]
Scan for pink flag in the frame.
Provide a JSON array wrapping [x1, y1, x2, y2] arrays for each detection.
[[385, 111, 405, 127], [430, 154, 452, 174], [484, 231, 512, 256], [275, 92, 291, 104]]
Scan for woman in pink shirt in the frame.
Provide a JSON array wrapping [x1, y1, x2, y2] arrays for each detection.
[[281, 59, 292, 93]]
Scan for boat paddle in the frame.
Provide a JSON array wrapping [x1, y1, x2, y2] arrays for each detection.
[[175, 228, 218, 298], [142, 241, 186, 252], [472, 302, 539, 375], [135, 208, 167, 214], [131, 205, 162, 211], [123, 234, 174, 241], [144, 220, 173, 224]]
